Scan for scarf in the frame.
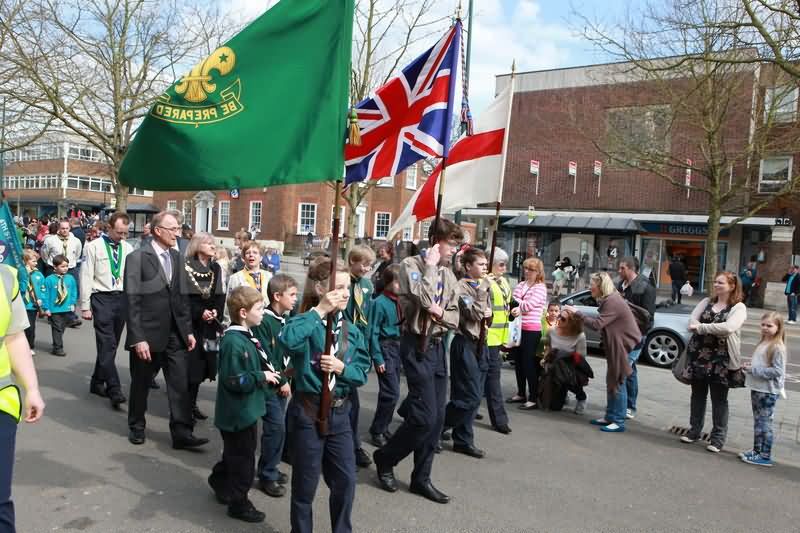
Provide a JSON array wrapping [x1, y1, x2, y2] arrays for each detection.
[[382, 290, 404, 326], [264, 305, 290, 369], [351, 276, 368, 326], [227, 325, 275, 372], [319, 312, 344, 391], [55, 274, 68, 306]]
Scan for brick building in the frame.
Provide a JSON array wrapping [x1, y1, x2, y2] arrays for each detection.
[[459, 61, 800, 300], [1, 133, 156, 231], [152, 163, 428, 252]]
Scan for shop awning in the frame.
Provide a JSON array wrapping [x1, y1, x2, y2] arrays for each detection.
[[503, 214, 643, 233], [103, 203, 160, 213]]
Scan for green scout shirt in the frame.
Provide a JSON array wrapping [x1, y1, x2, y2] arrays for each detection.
[[215, 326, 267, 432], [279, 310, 370, 397], [369, 293, 400, 366], [252, 305, 290, 398]]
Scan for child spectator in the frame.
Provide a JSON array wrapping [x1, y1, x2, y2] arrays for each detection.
[[741, 311, 787, 467], [208, 286, 280, 522], [42, 254, 77, 356], [22, 249, 45, 355], [253, 274, 298, 498]]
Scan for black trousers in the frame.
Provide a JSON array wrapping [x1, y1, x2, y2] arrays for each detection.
[[128, 331, 193, 441], [90, 292, 125, 393], [209, 423, 258, 506], [369, 339, 401, 437], [484, 346, 509, 428], [375, 334, 447, 486], [445, 336, 488, 447], [689, 381, 729, 448], [0, 412, 17, 532], [513, 330, 542, 402], [24, 310, 37, 349], [48, 313, 70, 351]]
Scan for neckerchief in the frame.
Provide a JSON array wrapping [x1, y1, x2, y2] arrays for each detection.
[[463, 276, 481, 290], [55, 274, 68, 306], [245, 269, 262, 292], [265, 305, 290, 369], [102, 234, 123, 288], [351, 275, 368, 326], [319, 312, 343, 391], [26, 269, 39, 306], [60, 235, 69, 257], [228, 324, 275, 372], [383, 290, 404, 326], [435, 269, 444, 305]]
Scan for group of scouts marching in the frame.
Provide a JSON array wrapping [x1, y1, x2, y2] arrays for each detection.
[[208, 216, 514, 533]]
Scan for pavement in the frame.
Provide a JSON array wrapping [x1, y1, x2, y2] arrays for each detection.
[[12, 300, 800, 533]]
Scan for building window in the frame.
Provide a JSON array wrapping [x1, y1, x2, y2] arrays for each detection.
[[182, 200, 192, 227], [378, 176, 394, 187], [419, 220, 432, 241], [217, 200, 230, 230], [297, 203, 317, 234], [67, 144, 104, 162], [764, 86, 798, 123], [606, 104, 672, 168], [374, 212, 391, 239], [402, 227, 413, 241], [759, 156, 793, 193], [128, 187, 146, 196], [405, 165, 417, 190], [3, 143, 63, 162], [166, 200, 177, 211], [248, 201, 262, 232], [64, 175, 112, 192]]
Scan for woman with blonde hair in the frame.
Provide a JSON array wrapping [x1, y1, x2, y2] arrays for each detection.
[[508, 257, 548, 409], [567, 272, 639, 432]]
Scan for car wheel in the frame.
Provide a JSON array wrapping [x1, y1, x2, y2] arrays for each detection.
[[642, 331, 683, 368]]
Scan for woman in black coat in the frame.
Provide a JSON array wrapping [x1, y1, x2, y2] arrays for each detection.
[[183, 232, 225, 420]]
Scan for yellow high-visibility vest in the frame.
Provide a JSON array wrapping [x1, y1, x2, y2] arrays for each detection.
[[0, 265, 22, 422], [487, 274, 511, 347]]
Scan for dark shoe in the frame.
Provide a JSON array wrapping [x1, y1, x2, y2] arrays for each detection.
[[258, 479, 286, 498], [452, 444, 486, 459], [128, 430, 145, 445], [51, 349, 66, 357], [355, 447, 372, 468], [149, 379, 160, 390], [370, 433, 388, 448], [277, 471, 289, 485], [475, 413, 484, 421], [434, 441, 443, 453], [109, 390, 127, 409], [440, 429, 452, 441], [227, 500, 265, 523], [89, 383, 108, 398], [373, 451, 398, 493], [172, 435, 209, 450], [192, 405, 208, 421], [409, 480, 450, 504], [494, 424, 512, 435], [68, 320, 82, 328], [208, 475, 230, 505]]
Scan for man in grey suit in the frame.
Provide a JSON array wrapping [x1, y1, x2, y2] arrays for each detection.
[[124, 211, 208, 449]]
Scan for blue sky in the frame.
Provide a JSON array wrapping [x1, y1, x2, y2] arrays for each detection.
[[222, 0, 631, 112]]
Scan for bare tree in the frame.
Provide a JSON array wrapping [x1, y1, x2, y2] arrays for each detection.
[[335, 0, 449, 251], [0, 0, 236, 212], [576, 0, 800, 292]]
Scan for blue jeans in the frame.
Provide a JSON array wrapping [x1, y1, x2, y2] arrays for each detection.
[[788, 294, 798, 322], [258, 394, 287, 482], [626, 339, 644, 412], [751, 391, 779, 459], [605, 385, 627, 427]]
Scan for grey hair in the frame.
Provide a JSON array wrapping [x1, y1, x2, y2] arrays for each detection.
[[186, 232, 216, 258], [492, 247, 509, 265]]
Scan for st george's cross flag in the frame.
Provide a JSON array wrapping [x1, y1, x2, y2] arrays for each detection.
[[344, 22, 461, 185], [388, 81, 513, 237]]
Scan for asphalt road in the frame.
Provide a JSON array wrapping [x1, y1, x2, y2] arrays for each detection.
[[12, 314, 800, 533]]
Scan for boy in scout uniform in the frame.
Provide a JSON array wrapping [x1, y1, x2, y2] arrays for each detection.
[[442, 248, 491, 459], [343, 244, 377, 468], [208, 286, 280, 523], [279, 257, 370, 533], [373, 218, 463, 504]]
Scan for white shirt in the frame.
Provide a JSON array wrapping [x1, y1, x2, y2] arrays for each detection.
[[151, 239, 173, 281], [80, 236, 134, 310], [42, 233, 82, 268]]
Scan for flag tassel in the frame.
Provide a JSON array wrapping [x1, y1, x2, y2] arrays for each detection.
[[348, 108, 362, 147]]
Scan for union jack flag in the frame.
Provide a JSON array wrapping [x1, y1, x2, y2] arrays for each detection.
[[345, 22, 461, 185]]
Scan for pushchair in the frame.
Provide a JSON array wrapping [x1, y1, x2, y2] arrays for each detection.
[[538, 348, 594, 411]]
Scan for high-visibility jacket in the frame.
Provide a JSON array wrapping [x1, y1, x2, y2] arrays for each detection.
[[487, 274, 512, 347], [0, 265, 21, 422]]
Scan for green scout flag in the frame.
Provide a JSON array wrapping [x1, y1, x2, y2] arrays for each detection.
[[118, 0, 354, 191]]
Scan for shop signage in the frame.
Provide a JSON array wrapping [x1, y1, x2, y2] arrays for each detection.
[[640, 222, 729, 237], [775, 217, 793, 226]]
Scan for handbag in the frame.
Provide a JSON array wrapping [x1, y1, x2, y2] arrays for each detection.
[[203, 335, 220, 353], [505, 316, 522, 348], [671, 344, 691, 385]]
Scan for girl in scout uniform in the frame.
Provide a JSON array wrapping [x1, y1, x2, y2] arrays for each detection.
[[279, 257, 370, 533], [22, 250, 45, 355], [344, 244, 376, 469]]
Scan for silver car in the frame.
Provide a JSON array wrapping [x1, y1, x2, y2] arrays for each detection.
[[560, 290, 692, 368]]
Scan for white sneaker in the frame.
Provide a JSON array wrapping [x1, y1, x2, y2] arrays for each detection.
[[30, 349, 35, 356], [574, 400, 586, 415], [626, 408, 635, 420], [680, 435, 697, 444], [706, 444, 721, 453], [787, 320, 797, 325]]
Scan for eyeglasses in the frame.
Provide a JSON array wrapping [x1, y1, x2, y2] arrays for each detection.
[[157, 226, 180, 233], [496, 262, 506, 267]]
